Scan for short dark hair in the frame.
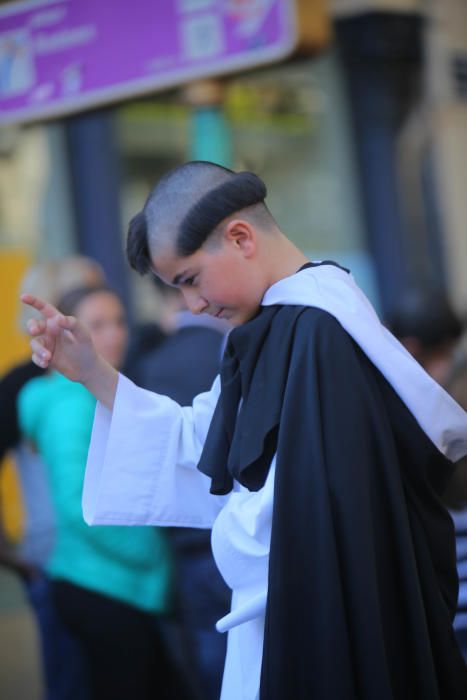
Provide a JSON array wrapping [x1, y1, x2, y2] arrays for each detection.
[[57, 284, 117, 317], [127, 211, 152, 276], [387, 290, 463, 349], [126, 161, 269, 276]]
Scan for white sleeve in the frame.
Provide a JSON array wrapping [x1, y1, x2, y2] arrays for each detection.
[[82, 373, 225, 528]]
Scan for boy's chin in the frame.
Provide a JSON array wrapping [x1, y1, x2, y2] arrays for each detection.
[[229, 308, 260, 327]]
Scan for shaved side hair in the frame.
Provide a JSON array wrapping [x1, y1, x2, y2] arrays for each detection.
[[127, 161, 274, 275]]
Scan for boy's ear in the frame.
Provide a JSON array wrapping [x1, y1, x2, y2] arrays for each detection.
[[223, 219, 257, 258]]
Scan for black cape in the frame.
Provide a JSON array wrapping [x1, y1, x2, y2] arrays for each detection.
[[198, 304, 467, 699]]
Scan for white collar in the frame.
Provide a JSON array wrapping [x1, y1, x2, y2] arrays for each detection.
[[260, 266, 467, 462]]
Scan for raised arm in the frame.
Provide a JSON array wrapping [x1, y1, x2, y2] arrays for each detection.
[[21, 294, 118, 409], [22, 295, 225, 529]]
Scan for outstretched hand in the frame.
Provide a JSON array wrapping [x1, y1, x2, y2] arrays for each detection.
[[21, 294, 98, 383], [21, 293, 119, 408]]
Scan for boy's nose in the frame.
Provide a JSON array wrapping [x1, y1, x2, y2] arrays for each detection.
[[184, 291, 209, 315]]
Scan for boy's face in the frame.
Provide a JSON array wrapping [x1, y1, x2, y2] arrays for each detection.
[[151, 229, 266, 326]]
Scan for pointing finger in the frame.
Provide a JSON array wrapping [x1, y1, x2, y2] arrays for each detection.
[[56, 314, 77, 331], [21, 294, 61, 320]]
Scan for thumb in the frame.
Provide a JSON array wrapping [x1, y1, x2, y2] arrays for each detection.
[[56, 314, 78, 332], [55, 314, 89, 341]]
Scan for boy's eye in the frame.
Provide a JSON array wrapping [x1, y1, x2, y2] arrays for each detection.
[[183, 276, 196, 287]]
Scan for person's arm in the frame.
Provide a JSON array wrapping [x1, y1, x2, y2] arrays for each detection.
[[0, 363, 43, 461], [21, 295, 224, 529], [0, 521, 39, 581], [0, 484, 39, 581], [0, 375, 20, 463], [21, 294, 118, 409], [83, 374, 225, 528], [0, 365, 43, 581]]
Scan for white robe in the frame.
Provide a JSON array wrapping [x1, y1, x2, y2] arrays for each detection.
[[83, 265, 467, 700]]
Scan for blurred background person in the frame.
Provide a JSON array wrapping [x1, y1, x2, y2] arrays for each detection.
[[1, 256, 104, 475], [129, 278, 230, 700], [388, 290, 467, 660], [444, 353, 467, 660], [0, 256, 104, 700], [386, 288, 463, 386], [18, 285, 179, 700]]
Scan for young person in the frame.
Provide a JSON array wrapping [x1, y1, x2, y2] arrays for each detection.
[[22, 162, 467, 700], [19, 285, 175, 700], [1, 256, 105, 700], [129, 278, 230, 700], [444, 354, 467, 659], [387, 289, 463, 386]]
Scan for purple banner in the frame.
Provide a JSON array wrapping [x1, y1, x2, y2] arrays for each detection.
[[0, 0, 297, 125]]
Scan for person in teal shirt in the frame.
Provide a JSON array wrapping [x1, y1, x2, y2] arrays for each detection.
[[18, 285, 176, 700]]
